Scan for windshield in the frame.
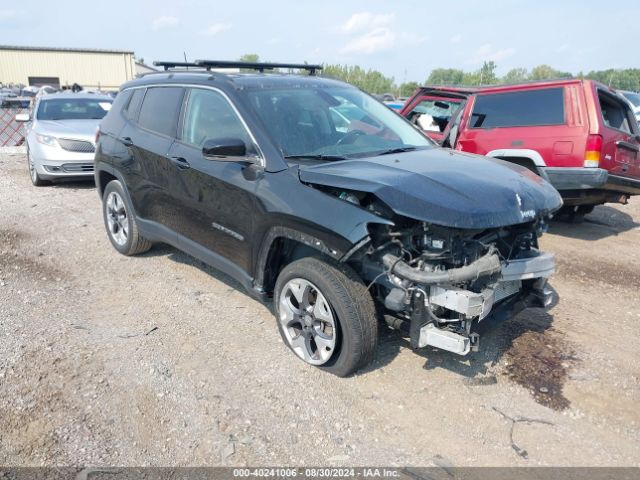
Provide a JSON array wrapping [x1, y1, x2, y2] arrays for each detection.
[[246, 86, 433, 159], [622, 91, 640, 108], [37, 98, 113, 121]]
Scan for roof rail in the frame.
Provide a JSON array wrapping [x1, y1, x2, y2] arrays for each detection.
[[194, 60, 323, 75], [153, 61, 211, 71]]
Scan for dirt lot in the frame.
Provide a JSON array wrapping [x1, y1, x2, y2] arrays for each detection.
[[0, 151, 639, 467]]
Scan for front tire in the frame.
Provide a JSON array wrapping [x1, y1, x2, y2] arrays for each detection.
[[102, 180, 152, 255], [274, 257, 378, 377], [27, 146, 50, 187]]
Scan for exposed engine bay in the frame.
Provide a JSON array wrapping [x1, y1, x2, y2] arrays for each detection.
[[327, 187, 555, 355]]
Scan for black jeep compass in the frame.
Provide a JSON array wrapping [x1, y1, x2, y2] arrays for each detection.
[[95, 60, 562, 376]]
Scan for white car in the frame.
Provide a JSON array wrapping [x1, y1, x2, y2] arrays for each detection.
[[16, 92, 113, 186]]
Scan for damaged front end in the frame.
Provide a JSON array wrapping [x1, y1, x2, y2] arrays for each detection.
[[353, 216, 554, 356], [298, 150, 562, 356]]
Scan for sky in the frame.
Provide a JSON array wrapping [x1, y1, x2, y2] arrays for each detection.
[[1, 0, 638, 83]]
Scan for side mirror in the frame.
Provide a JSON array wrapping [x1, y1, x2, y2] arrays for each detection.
[[15, 113, 30, 122], [202, 137, 248, 160]]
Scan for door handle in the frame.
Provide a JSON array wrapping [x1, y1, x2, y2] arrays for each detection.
[[616, 140, 640, 153], [119, 136, 133, 147], [169, 156, 191, 170]]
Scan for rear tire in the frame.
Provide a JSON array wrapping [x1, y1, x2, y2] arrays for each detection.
[[102, 180, 152, 255], [558, 205, 595, 223], [274, 256, 378, 377], [578, 205, 595, 215]]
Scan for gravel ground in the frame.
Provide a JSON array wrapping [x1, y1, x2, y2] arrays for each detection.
[[0, 151, 639, 467]]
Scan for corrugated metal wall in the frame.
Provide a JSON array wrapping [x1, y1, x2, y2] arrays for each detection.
[[0, 49, 135, 90]]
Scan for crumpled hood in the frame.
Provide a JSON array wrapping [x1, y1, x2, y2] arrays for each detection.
[[298, 147, 563, 229], [36, 119, 100, 140]]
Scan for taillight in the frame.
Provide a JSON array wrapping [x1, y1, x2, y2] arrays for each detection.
[[584, 134, 602, 167]]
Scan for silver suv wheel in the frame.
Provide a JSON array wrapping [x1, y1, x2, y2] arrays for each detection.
[[27, 146, 48, 186], [28, 152, 36, 183], [278, 277, 337, 365], [105, 191, 128, 246]]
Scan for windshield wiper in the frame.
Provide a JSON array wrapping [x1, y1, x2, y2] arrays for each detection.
[[374, 146, 420, 156], [284, 154, 347, 161]]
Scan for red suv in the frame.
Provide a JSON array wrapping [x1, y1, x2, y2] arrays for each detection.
[[400, 80, 640, 218]]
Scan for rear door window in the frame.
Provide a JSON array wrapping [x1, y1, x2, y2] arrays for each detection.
[[137, 87, 185, 137], [470, 88, 565, 128]]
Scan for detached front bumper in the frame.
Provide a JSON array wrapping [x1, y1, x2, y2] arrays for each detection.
[[411, 251, 555, 355]]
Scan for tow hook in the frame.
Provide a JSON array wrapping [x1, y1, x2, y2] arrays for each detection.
[[409, 290, 473, 356], [409, 290, 429, 349]]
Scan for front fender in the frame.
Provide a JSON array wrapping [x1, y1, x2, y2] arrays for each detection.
[[252, 223, 377, 292]]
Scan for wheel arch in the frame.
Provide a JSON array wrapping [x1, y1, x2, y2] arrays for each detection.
[[95, 166, 142, 222], [96, 170, 118, 198], [254, 226, 369, 297], [485, 148, 547, 176]]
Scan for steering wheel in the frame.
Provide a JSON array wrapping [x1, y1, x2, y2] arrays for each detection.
[[337, 129, 367, 146]]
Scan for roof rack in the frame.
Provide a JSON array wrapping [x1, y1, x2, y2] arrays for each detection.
[[152, 60, 323, 75], [153, 61, 210, 71], [195, 60, 322, 75]]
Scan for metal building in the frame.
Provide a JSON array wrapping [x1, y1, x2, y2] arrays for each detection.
[[0, 45, 136, 90]]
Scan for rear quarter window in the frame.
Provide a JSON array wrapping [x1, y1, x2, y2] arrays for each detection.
[[107, 89, 132, 116], [99, 90, 132, 133], [123, 88, 145, 121], [470, 87, 565, 128], [137, 87, 185, 137]]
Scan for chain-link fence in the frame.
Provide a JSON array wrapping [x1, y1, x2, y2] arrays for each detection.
[[0, 107, 28, 146]]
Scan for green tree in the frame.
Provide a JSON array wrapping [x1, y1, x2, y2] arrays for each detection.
[[585, 69, 640, 90], [426, 62, 497, 86], [398, 81, 420, 97], [321, 64, 395, 94], [238, 53, 263, 72], [426, 68, 465, 85], [502, 67, 528, 84], [237, 53, 289, 74], [461, 70, 481, 86], [261, 60, 640, 96], [478, 61, 498, 85], [239, 53, 260, 63], [529, 64, 572, 81]]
